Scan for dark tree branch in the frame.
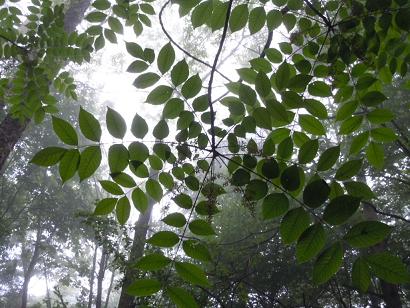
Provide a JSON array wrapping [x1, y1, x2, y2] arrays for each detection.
[[363, 201, 410, 224], [159, 0, 232, 83], [208, 0, 234, 150], [303, 0, 332, 28]]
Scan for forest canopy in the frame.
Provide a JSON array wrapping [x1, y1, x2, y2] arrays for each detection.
[[0, 0, 410, 307]]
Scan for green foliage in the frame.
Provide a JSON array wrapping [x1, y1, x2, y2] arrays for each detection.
[[20, 0, 410, 304]]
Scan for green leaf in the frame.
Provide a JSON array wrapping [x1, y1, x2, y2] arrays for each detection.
[[146, 85, 173, 105], [308, 81, 332, 97], [335, 159, 363, 181], [191, 0, 213, 28], [125, 42, 143, 58], [146, 179, 163, 202], [171, 60, 189, 86], [303, 179, 330, 208], [94, 198, 117, 215], [303, 99, 328, 119], [128, 142, 149, 162], [261, 158, 280, 179], [352, 257, 371, 293], [229, 4, 249, 33], [275, 62, 290, 91], [163, 98, 184, 119], [366, 142, 384, 169], [175, 262, 210, 287], [344, 181, 375, 200], [86, 11, 107, 22], [127, 279, 161, 297], [361, 91, 387, 107], [130, 113, 148, 139], [281, 164, 300, 191], [289, 74, 312, 92], [262, 193, 289, 219], [108, 16, 123, 33], [245, 179, 268, 200], [162, 212, 186, 228], [296, 224, 326, 263], [31, 147, 66, 167], [52, 117, 78, 145], [255, 72, 272, 98], [299, 114, 326, 135], [78, 146, 101, 181], [181, 74, 202, 99], [248, 7, 266, 34], [135, 253, 171, 271], [147, 231, 179, 248], [277, 136, 293, 159], [157, 42, 175, 74], [132, 188, 149, 213], [339, 115, 363, 135], [313, 242, 344, 284], [100, 180, 123, 195], [189, 219, 215, 236], [133, 72, 160, 89], [323, 195, 361, 225], [106, 107, 126, 139], [92, 0, 110, 10], [370, 127, 397, 143], [108, 144, 128, 173], [111, 172, 136, 188], [127, 60, 149, 73], [280, 207, 310, 244], [317, 145, 340, 171], [344, 221, 391, 248], [266, 10, 282, 31], [231, 168, 250, 186], [59, 149, 80, 183], [182, 240, 212, 262], [350, 132, 369, 155], [367, 108, 394, 124], [336, 100, 358, 121], [167, 287, 199, 308], [153, 119, 169, 139], [298, 139, 319, 164], [173, 193, 192, 209], [365, 252, 410, 284], [211, 1, 229, 31], [116, 196, 130, 225], [253, 107, 272, 129], [79, 107, 101, 142], [265, 47, 282, 63]]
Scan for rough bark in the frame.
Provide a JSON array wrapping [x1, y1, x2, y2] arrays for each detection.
[[0, 0, 91, 173], [87, 244, 98, 308], [117, 198, 156, 308], [20, 226, 42, 308]]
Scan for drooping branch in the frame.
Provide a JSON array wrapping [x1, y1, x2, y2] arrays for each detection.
[[159, 0, 232, 83], [208, 0, 234, 150]]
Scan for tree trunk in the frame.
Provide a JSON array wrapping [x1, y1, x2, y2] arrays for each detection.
[[44, 267, 52, 308], [96, 248, 108, 308], [117, 197, 156, 308], [20, 226, 42, 308], [363, 203, 402, 308], [104, 269, 115, 308], [88, 244, 98, 308], [0, 0, 91, 173]]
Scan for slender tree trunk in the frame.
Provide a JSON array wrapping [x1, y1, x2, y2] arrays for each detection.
[[96, 248, 108, 308], [104, 269, 115, 308], [44, 267, 52, 308], [363, 203, 402, 307], [117, 197, 156, 308], [88, 243, 98, 308], [20, 226, 42, 308], [0, 0, 91, 173]]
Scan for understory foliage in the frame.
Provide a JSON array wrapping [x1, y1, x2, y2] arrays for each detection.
[[2, 0, 410, 306]]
